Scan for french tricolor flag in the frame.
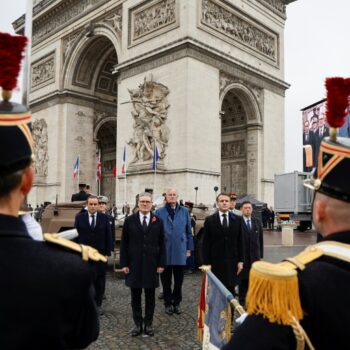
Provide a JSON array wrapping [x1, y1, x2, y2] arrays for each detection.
[[122, 146, 126, 174]]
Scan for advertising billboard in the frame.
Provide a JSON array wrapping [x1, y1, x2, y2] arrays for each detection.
[[301, 99, 350, 172]]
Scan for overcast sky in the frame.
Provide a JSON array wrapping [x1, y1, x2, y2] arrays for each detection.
[[2, 0, 350, 172]]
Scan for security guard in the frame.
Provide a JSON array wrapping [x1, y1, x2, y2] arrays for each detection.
[[0, 32, 104, 349], [228, 192, 242, 217], [223, 77, 350, 350]]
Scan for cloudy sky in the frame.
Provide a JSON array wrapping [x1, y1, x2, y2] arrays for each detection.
[[2, 0, 350, 172]]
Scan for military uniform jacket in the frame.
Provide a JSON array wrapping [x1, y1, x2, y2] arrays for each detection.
[[0, 214, 99, 350], [202, 211, 243, 288], [71, 190, 90, 202], [223, 231, 350, 350], [120, 213, 166, 289]]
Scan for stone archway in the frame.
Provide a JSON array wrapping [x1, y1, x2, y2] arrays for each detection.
[[220, 84, 262, 198], [96, 118, 117, 203]]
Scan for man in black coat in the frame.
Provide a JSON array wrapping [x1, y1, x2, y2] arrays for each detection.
[[75, 195, 112, 309], [202, 193, 244, 295], [238, 201, 263, 306], [0, 41, 99, 350], [222, 78, 350, 350], [71, 183, 90, 202], [120, 192, 166, 337]]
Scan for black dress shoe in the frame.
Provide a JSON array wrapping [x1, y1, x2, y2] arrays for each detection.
[[131, 324, 142, 337], [144, 325, 154, 336], [173, 305, 181, 314], [165, 305, 173, 315]]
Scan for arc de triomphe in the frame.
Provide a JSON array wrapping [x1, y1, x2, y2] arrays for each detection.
[[14, 0, 295, 206]]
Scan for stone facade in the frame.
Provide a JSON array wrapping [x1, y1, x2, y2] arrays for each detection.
[[13, 0, 294, 207]]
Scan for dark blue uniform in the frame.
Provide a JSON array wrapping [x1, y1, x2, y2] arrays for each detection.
[[0, 214, 99, 349]]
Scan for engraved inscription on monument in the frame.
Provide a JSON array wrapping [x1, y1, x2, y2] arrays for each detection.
[[129, 0, 179, 47], [127, 78, 170, 165], [200, 0, 278, 62], [31, 52, 55, 90]]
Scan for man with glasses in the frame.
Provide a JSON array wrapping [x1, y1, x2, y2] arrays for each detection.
[[120, 192, 166, 336], [156, 188, 194, 315]]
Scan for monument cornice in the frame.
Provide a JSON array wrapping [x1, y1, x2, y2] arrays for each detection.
[[115, 36, 289, 96], [29, 90, 117, 113], [118, 168, 220, 178]]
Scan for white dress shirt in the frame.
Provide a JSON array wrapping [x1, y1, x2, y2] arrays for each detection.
[[139, 212, 151, 226], [218, 211, 229, 226]]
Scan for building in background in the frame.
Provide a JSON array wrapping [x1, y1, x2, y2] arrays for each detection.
[[13, 0, 296, 206]]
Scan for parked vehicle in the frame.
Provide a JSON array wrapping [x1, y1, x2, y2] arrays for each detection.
[[274, 171, 313, 231]]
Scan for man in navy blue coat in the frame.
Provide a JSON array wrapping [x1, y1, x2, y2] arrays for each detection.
[[75, 195, 112, 309]]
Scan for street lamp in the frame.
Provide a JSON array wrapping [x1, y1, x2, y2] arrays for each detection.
[[194, 186, 199, 204], [214, 186, 219, 199]]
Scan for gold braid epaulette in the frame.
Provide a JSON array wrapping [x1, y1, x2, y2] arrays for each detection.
[[43, 233, 107, 263], [246, 245, 324, 326]]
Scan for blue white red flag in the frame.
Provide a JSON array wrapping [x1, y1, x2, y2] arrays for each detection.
[[73, 156, 79, 179], [152, 144, 160, 171], [122, 146, 126, 174]]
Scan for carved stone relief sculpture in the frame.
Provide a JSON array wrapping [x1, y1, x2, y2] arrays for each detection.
[[127, 78, 170, 164], [104, 7, 123, 33], [32, 119, 49, 178], [129, 0, 178, 46], [31, 52, 55, 90], [256, 0, 286, 16], [201, 0, 278, 62]]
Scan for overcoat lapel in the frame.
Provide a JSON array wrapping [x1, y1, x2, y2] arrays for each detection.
[[133, 213, 144, 233]]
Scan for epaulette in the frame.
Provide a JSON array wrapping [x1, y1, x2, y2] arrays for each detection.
[[246, 241, 350, 326], [44, 233, 107, 263]]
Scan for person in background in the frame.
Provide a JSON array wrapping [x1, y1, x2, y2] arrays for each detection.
[[71, 183, 90, 202], [185, 201, 197, 273], [228, 192, 242, 217], [238, 201, 263, 307]]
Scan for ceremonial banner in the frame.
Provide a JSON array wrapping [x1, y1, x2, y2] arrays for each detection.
[[198, 270, 232, 350]]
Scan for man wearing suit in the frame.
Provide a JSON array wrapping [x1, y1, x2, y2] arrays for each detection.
[[318, 112, 330, 138], [75, 195, 112, 310], [98, 195, 115, 253], [120, 192, 166, 337], [238, 201, 264, 306], [71, 183, 90, 202], [303, 119, 316, 171], [202, 193, 244, 295]]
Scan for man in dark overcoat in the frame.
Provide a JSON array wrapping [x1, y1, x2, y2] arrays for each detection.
[[0, 32, 99, 349], [202, 193, 244, 295], [238, 201, 263, 306], [120, 192, 166, 337], [75, 195, 112, 310]]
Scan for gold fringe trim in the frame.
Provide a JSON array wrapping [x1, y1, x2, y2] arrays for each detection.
[[246, 261, 303, 325], [225, 304, 232, 343]]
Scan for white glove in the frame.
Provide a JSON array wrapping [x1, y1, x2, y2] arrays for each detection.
[[236, 312, 248, 325]]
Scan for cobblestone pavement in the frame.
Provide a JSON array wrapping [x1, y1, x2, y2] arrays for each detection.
[[88, 230, 316, 349]]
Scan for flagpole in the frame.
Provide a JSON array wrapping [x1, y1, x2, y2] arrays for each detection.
[[123, 145, 127, 210], [153, 143, 157, 197], [77, 154, 80, 192], [98, 149, 101, 196]]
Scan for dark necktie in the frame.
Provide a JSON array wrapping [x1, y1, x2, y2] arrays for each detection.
[[90, 214, 95, 229], [247, 219, 251, 230], [142, 215, 148, 232], [222, 213, 228, 229]]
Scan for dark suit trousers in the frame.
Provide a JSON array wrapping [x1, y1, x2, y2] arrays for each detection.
[[238, 275, 249, 307], [161, 265, 184, 307], [94, 262, 107, 307], [130, 288, 155, 326]]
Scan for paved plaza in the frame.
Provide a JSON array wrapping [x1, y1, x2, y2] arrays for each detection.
[[88, 230, 317, 350]]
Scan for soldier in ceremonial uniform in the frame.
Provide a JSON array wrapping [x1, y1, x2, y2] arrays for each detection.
[[0, 32, 103, 349], [71, 182, 90, 201], [222, 77, 350, 350]]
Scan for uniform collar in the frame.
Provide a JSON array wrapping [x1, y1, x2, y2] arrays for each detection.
[[0, 213, 29, 236]]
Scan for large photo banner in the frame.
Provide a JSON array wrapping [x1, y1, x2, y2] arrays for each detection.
[[301, 99, 350, 172]]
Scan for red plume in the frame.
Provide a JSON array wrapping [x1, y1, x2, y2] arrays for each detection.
[[325, 77, 350, 128], [0, 32, 28, 91]]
